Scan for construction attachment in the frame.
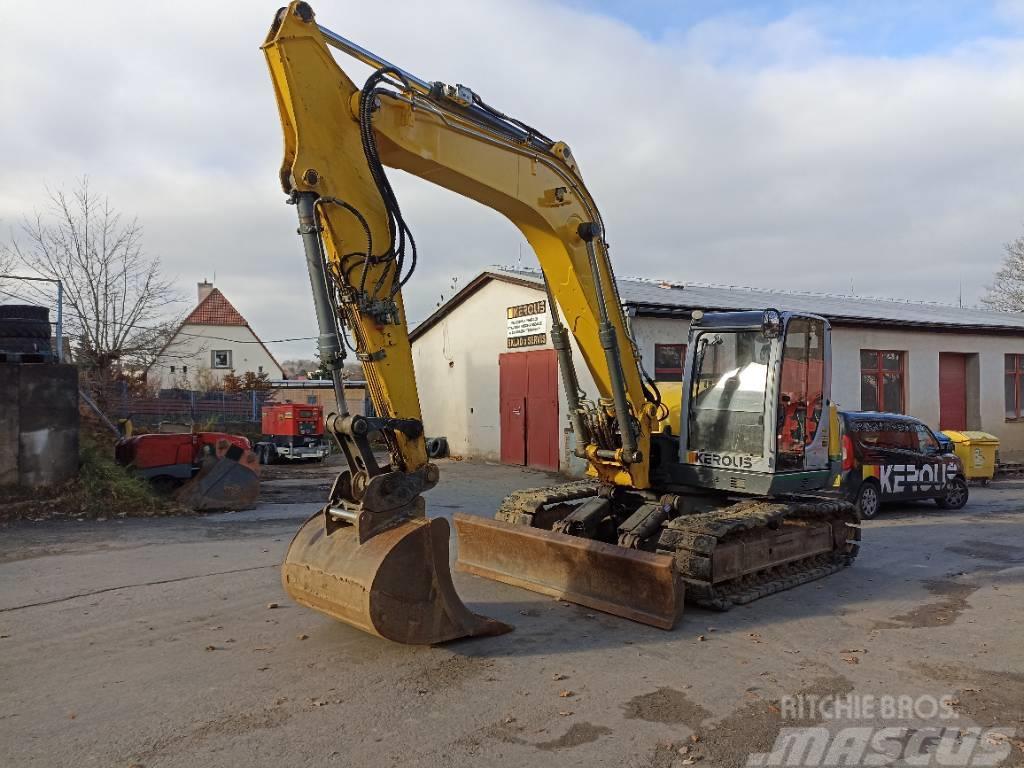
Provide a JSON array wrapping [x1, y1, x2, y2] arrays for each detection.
[[454, 514, 681, 630], [284, 511, 512, 643], [175, 440, 261, 511]]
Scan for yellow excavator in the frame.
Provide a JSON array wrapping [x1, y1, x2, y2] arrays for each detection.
[[263, 3, 860, 644]]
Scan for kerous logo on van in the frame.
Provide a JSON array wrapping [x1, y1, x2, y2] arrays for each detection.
[[687, 450, 755, 470], [862, 462, 958, 494]]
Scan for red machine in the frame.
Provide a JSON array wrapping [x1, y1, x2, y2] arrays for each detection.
[[254, 403, 330, 463], [115, 432, 260, 510]]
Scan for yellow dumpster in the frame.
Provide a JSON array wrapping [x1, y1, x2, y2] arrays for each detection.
[[942, 430, 999, 483]]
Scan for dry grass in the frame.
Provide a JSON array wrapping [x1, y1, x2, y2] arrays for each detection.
[[0, 432, 186, 523]]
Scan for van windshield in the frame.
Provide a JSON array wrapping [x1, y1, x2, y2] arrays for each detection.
[[688, 330, 772, 456], [847, 419, 919, 450]]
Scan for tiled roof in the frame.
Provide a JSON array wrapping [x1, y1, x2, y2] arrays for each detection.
[[183, 288, 247, 326]]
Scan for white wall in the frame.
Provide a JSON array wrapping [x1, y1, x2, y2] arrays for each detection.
[[149, 324, 283, 389], [414, 282, 1024, 465], [412, 280, 596, 465], [631, 316, 692, 380], [830, 326, 1024, 458]]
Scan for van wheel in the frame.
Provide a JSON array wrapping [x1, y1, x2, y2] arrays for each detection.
[[855, 481, 881, 520], [936, 477, 969, 510]]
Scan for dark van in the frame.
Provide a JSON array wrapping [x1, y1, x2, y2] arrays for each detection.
[[838, 411, 968, 519]]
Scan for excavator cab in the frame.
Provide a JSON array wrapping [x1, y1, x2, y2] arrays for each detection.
[[673, 309, 839, 494]]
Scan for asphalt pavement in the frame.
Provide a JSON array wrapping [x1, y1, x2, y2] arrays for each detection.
[[1, 460, 1022, 767]]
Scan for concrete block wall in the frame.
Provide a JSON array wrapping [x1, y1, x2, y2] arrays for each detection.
[[0, 363, 80, 488]]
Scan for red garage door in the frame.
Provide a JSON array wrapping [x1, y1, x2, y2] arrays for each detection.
[[499, 349, 558, 471], [939, 353, 967, 432]]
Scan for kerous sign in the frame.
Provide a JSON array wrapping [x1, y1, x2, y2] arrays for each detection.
[[506, 300, 548, 349]]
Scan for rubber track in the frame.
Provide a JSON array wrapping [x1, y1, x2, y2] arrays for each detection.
[[495, 479, 601, 526], [657, 499, 861, 610]]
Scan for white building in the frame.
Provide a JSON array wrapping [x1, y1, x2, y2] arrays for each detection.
[[148, 281, 284, 388], [411, 269, 1024, 471]]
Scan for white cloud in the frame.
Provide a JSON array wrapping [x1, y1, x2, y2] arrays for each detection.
[[997, 0, 1024, 25], [2, 1, 1023, 360]]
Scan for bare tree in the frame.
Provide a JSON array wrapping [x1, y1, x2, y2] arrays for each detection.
[[1, 179, 182, 383], [0, 228, 16, 292], [982, 234, 1024, 312], [0, 244, 13, 276]]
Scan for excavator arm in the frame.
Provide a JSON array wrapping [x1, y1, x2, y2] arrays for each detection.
[[263, 3, 659, 490], [263, 3, 676, 643]]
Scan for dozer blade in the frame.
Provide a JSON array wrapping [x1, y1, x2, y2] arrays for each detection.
[[453, 513, 682, 630], [282, 513, 513, 644], [176, 441, 261, 511]]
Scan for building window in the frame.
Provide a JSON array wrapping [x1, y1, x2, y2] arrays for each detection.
[[258, 365, 263, 374], [860, 350, 905, 413], [654, 343, 687, 382], [182, 366, 188, 375], [1006, 354, 1024, 420], [212, 350, 232, 369], [169, 365, 175, 373]]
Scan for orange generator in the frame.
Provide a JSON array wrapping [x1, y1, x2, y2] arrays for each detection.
[[255, 403, 330, 464]]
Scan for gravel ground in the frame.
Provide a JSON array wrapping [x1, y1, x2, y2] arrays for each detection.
[[1, 459, 1022, 767]]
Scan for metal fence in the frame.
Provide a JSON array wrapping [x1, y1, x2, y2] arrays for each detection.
[[100, 385, 272, 428]]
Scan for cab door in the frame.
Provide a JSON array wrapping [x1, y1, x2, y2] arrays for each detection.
[[775, 317, 827, 471]]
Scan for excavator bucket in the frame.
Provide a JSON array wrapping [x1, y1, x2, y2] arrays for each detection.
[[453, 513, 682, 630], [175, 440, 261, 512], [282, 513, 513, 644]]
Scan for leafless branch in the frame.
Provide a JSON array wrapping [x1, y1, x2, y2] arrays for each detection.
[[982, 234, 1024, 313], [1, 178, 183, 384]]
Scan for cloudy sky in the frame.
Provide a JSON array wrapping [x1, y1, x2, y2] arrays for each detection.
[[3, 0, 1024, 360]]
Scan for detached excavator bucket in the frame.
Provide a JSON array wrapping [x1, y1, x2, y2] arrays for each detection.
[[453, 513, 682, 630], [176, 441, 261, 511], [282, 513, 513, 644]]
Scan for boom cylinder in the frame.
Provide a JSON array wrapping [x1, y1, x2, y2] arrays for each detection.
[[294, 192, 348, 411], [579, 223, 639, 463], [542, 275, 591, 456]]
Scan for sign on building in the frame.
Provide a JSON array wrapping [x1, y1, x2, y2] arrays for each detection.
[[507, 300, 548, 349]]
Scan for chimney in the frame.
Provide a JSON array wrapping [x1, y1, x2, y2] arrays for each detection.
[[197, 280, 214, 304]]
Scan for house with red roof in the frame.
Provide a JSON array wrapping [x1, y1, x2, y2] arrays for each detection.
[[147, 281, 284, 388]]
